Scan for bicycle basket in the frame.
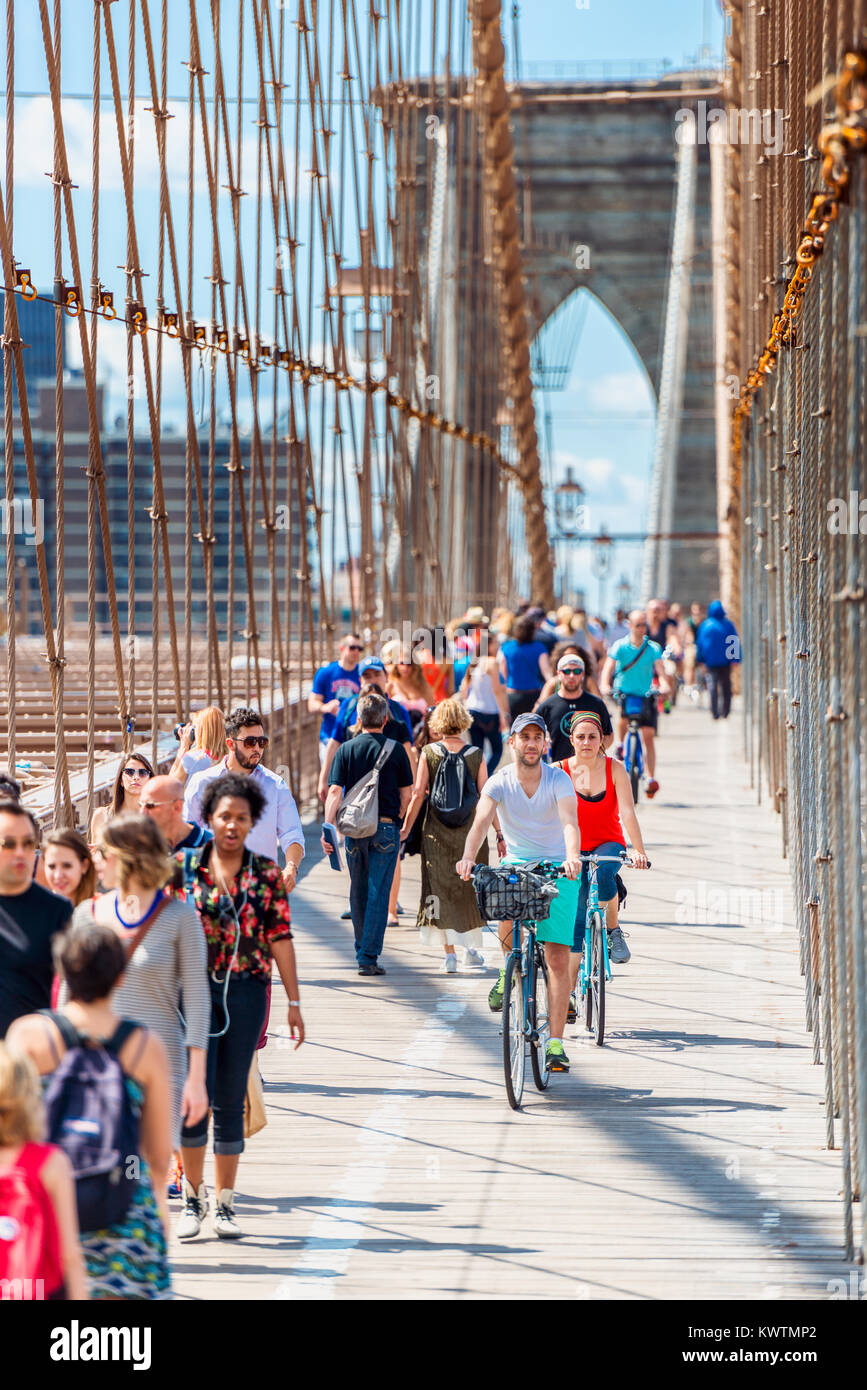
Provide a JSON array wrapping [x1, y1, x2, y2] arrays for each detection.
[[472, 864, 558, 921]]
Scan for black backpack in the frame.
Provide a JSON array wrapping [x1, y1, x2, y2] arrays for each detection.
[[429, 743, 479, 828], [40, 1011, 143, 1234]]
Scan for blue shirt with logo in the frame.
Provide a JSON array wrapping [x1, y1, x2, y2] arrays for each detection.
[[312, 661, 361, 742]]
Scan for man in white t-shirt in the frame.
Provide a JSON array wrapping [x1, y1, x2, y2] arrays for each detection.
[[456, 713, 581, 1073]]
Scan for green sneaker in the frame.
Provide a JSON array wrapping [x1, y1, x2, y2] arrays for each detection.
[[546, 1040, 570, 1072], [488, 968, 506, 1012]]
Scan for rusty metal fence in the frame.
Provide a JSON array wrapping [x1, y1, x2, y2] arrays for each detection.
[[723, 1, 867, 1260]]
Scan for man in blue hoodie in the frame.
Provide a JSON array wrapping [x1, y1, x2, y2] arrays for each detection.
[[696, 601, 741, 720]]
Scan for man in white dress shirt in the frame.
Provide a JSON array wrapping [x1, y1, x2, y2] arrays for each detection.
[[184, 706, 304, 891]]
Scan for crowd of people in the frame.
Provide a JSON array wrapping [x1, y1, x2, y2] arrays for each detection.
[[0, 595, 740, 1299]]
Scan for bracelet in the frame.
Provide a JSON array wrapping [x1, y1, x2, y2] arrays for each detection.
[[288, 999, 301, 1007], [495, 832, 506, 842]]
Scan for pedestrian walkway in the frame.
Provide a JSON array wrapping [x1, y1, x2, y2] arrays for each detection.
[[171, 703, 854, 1301]]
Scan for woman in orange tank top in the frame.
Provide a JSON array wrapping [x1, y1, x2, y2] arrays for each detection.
[[555, 711, 648, 967]]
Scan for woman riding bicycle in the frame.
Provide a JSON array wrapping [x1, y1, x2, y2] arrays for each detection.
[[554, 711, 648, 980]]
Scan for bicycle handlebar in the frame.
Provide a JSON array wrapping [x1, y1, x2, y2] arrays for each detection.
[[472, 854, 650, 876]]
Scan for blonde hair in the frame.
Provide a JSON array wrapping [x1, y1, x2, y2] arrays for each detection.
[[0, 1044, 44, 1146], [387, 653, 435, 702], [556, 605, 574, 626], [193, 706, 225, 760], [101, 814, 172, 893], [428, 697, 472, 737]]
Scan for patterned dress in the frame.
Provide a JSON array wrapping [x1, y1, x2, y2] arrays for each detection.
[[74, 1078, 171, 1300]]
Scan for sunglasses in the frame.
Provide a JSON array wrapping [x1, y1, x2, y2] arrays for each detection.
[[346, 644, 363, 652], [237, 735, 269, 749], [560, 667, 584, 675], [140, 799, 175, 811], [0, 836, 37, 852], [122, 767, 150, 779]]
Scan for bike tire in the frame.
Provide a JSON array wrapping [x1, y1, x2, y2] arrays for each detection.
[[627, 732, 641, 802], [529, 947, 552, 1091], [586, 913, 606, 1046], [502, 952, 526, 1110]]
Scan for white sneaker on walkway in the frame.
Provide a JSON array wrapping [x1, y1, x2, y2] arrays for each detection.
[[443, 954, 458, 974], [464, 947, 485, 970], [214, 1189, 242, 1239], [176, 1179, 208, 1240]]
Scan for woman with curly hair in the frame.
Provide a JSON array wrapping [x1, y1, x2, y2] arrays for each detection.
[[177, 772, 304, 1243]]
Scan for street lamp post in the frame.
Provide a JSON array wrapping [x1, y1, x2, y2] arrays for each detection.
[[552, 466, 586, 605], [590, 528, 614, 618]]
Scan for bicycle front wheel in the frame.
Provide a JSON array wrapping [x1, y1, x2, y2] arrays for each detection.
[[530, 947, 551, 1091], [627, 731, 641, 802], [585, 913, 606, 1046], [502, 952, 526, 1109]]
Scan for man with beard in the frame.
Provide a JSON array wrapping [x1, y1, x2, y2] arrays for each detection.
[[184, 706, 303, 891], [534, 654, 613, 761], [456, 714, 581, 1074]]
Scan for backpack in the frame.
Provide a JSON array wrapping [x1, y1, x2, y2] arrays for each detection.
[[429, 743, 479, 828], [335, 738, 396, 839], [39, 1011, 144, 1234], [0, 1143, 63, 1295]]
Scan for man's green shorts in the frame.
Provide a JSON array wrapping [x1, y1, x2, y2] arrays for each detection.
[[500, 857, 580, 947]]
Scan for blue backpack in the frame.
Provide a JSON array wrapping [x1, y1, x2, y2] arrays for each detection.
[[40, 1011, 144, 1234]]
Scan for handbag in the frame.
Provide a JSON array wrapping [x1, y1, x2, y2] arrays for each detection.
[[243, 1054, 267, 1138]]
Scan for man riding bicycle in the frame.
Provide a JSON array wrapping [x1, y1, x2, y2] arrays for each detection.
[[456, 713, 581, 1073], [599, 609, 671, 799]]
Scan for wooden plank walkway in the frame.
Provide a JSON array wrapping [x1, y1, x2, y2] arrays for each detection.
[[171, 702, 854, 1301]]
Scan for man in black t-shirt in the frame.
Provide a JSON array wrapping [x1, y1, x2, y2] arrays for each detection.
[[535, 655, 614, 762], [323, 692, 413, 976], [0, 801, 73, 1037]]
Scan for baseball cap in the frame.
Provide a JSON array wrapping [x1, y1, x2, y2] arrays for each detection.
[[360, 657, 386, 674], [510, 712, 547, 737], [557, 654, 585, 672]]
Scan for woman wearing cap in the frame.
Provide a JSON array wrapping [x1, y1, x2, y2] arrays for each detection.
[[553, 710, 648, 974]]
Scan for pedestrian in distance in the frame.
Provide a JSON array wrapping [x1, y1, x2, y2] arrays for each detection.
[[0, 801, 73, 1039], [169, 706, 226, 787], [0, 1041, 88, 1300], [696, 600, 742, 719], [384, 645, 436, 735], [498, 614, 552, 720], [178, 772, 304, 1242], [459, 631, 510, 775], [89, 750, 155, 845], [308, 634, 365, 762], [8, 922, 173, 1300], [322, 692, 413, 976], [400, 697, 489, 973]]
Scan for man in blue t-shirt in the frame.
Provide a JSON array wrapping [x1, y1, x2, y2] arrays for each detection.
[[599, 610, 671, 798], [308, 634, 364, 761]]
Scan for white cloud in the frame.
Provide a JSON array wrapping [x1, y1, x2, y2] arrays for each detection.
[[587, 370, 653, 415]]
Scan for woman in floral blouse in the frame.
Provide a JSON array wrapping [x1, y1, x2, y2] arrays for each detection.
[[178, 772, 304, 1242]]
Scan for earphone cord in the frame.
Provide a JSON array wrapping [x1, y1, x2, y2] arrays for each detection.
[[208, 852, 250, 1040]]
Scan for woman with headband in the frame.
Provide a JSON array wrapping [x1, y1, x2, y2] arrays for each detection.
[[554, 710, 648, 979]]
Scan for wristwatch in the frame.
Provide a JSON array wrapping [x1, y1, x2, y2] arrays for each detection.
[[288, 999, 301, 1007]]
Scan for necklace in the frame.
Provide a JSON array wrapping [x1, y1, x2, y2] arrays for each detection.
[[114, 890, 163, 929]]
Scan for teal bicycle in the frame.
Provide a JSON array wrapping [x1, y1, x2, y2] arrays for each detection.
[[472, 860, 569, 1110], [577, 850, 648, 1046]]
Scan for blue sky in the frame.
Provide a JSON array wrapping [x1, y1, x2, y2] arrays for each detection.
[[4, 0, 725, 613]]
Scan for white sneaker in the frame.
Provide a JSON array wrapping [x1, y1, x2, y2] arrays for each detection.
[[214, 1189, 242, 1239], [464, 947, 485, 970], [443, 954, 458, 974], [176, 1179, 208, 1240]]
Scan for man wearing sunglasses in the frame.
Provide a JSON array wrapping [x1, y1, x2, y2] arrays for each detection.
[[140, 775, 214, 854], [308, 634, 365, 763], [0, 799, 73, 1037], [184, 707, 304, 890], [535, 654, 614, 763]]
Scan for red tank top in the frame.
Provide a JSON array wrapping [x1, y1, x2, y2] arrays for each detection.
[[0, 1141, 64, 1296], [556, 756, 624, 850]]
